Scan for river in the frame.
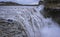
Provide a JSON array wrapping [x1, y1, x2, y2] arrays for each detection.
[[0, 5, 60, 37]]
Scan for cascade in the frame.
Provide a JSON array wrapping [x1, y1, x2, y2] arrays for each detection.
[[0, 5, 60, 37]]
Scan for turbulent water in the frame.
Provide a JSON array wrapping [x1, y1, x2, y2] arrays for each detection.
[[0, 5, 60, 37]]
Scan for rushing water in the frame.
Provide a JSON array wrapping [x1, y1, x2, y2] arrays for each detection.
[[0, 5, 60, 37]]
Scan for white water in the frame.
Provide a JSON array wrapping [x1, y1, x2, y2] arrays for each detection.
[[0, 5, 60, 37]]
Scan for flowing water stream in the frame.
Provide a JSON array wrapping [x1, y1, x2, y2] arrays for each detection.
[[0, 5, 60, 37]]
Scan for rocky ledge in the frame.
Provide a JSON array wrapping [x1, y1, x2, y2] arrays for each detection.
[[43, 0, 60, 24]]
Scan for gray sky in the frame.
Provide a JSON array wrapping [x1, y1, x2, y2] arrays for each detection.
[[0, 0, 40, 5]]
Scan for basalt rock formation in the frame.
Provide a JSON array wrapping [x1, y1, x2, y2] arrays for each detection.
[[43, 0, 60, 24]]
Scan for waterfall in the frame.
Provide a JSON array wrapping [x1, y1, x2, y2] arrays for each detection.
[[0, 5, 60, 37]]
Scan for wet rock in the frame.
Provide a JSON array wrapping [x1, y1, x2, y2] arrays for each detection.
[[44, 0, 60, 25]]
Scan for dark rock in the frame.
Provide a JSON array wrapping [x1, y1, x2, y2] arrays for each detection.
[[43, 0, 60, 25]]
